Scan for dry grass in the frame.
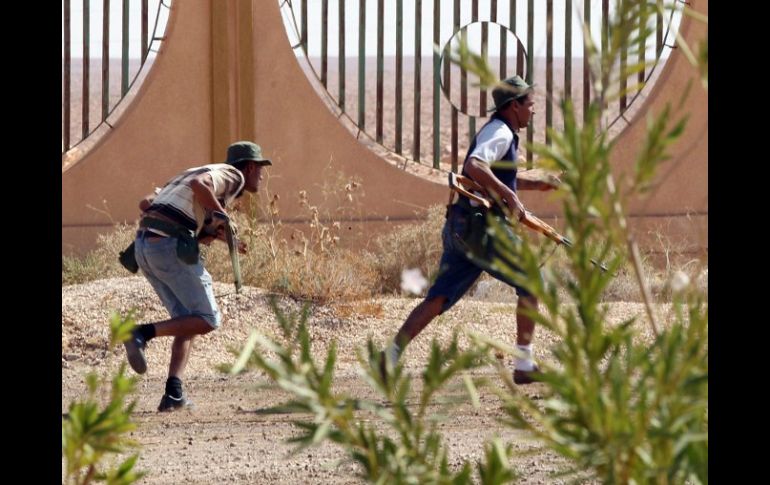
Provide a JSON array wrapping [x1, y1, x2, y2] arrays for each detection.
[[62, 223, 136, 286], [201, 177, 380, 305], [367, 204, 446, 295], [62, 174, 383, 305], [329, 301, 385, 319], [62, 192, 706, 306]]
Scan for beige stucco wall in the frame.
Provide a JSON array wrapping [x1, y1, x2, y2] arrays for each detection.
[[605, 1, 708, 254], [62, 0, 707, 256], [62, 1, 213, 253]]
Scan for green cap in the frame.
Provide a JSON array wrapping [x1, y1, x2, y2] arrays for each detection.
[[224, 141, 272, 166], [489, 75, 535, 112]]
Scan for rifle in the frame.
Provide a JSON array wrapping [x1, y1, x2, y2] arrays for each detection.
[[448, 172, 608, 272], [211, 211, 243, 293]]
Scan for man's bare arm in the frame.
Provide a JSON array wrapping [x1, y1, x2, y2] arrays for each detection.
[[139, 194, 155, 212], [464, 157, 525, 217], [190, 173, 227, 215], [517, 168, 561, 191]]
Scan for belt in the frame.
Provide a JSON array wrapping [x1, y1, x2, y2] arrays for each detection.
[[139, 217, 195, 239], [136, 228, 168, 240]]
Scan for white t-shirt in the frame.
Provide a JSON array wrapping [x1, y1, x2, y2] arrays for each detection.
[[468, 118, 515, 166], [465, 119, 515, 207]]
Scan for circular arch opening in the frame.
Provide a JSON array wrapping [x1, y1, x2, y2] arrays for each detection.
[[277, 0, 683, 179], [62, 0, 174, 168]]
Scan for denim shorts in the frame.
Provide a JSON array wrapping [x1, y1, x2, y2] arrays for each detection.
[[426, 205, 535, 313], [134, 232, 221, 329]]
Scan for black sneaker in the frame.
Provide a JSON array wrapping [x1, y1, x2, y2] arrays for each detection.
[[513, 365, 542, 385], [157, 392, 192, 412], [123, 330, 147, 374]]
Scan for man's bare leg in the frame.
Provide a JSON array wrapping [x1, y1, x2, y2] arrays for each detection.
[[138, 315, 215, 410], [394, 297, 445, 347], [168, 335, 196, 378], [516, 295, 537, 346], [385, 296, 446, 365], [513, 295, 540, 383], [153, 315, 214, 338], [124, 314, 213, 381], [151, 315, 213, 378]]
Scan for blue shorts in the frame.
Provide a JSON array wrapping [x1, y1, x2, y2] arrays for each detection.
[[134, 232, 221, 329], [426, 205, 536, 313]]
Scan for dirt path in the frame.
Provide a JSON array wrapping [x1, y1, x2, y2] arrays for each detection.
[[63, 277, 657, 483]]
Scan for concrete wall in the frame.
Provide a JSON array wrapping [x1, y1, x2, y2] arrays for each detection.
[[62, 1, 213, 253], [608, 1, 709, 253], [62, 0, 707, 256]]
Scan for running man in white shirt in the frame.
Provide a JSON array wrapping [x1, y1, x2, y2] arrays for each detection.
[[382, 76, 559, 384]]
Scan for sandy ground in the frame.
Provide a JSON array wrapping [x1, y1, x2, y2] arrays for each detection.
[[63, 276, 666, 484]]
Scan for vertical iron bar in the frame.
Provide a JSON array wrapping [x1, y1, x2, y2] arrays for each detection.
[[516, 42, 524, 76], [452, 0, 460, 172], [481, 18, 488, 115], [321, 0, 328, 87], [122, 0, 129, 96], [339, 0, 345, 111], [546, 0, 552, 146], [499, 0, 507, 78], [602, 0, 609, 55], [602, 0, 611, 115], [656, 8, 663, 57], [64, 0, 71, 151], [565, 0, 572, 101], [395, 0, 403, 154], [142, 0, 148, 65], [413, 0, 421, 161], [583, 0, 590, 122], [358, 0, 365, 128], [82, 0, 90, 140], [619, 0, 627, 112], [452, 111, 459, 172], [638, 0, 646, 90], [473, 0, 481, 144], [102, 0, 109, 121], [301, 0, 308, 54], [432, 0, 440, 168], [526, 0, 533, 80], [463, 0, 475, 116], [376, 0, 384, 143], [526, 0, 534, 167], [507, 0, 515, 77]]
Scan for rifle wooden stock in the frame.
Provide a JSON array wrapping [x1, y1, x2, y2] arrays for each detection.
[[448, 172, 492, 209], [519, 212, 573, 247], [449, 172, 569, 245], [448, 172, 608, 272]]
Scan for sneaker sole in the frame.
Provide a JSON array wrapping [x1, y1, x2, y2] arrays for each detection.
[[158, 400, 193, 412], [158, 405, 189, 412], [513, 367, 541, 385], [124, 340, 147, 374], [513, 374, 538, 385]]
